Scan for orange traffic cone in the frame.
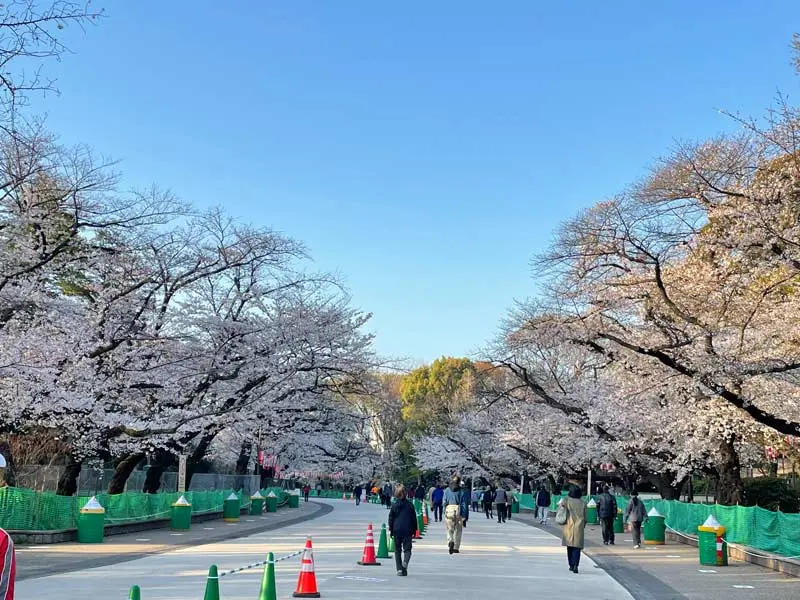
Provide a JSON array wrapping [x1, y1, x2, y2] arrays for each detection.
[[293, 538, 321, 598], [341, 493, 346, 500], [357, 523, 381, 566], [423, 509, 428, 526]]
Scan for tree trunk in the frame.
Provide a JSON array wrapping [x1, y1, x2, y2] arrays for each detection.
[[715, 435, 743, 505], [143, 451, 173, 494], [647, 472, 683, 500], [235, 442, 252, 475], [107, 452, 145, 494], [186, 429, 221, 488], [0, 438, 16, 487], [56, 457, 82, 496]]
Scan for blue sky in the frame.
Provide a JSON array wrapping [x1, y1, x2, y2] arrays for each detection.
[[33, 1, 799, 363]]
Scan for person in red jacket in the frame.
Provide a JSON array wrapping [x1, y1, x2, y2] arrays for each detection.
[[0, 527, 16, 600]]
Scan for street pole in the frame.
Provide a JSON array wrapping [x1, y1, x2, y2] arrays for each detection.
[[587, 465, 592, 498]]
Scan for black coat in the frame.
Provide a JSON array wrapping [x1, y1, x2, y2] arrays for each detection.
[[388, 498, 417, 538]]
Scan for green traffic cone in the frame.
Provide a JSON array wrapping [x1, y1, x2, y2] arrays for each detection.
[[377, 524, 390, 559], [257, 552, 277, 600], [203, 565, 220, 600], [388, 532, 395, 553], [417, 512, 424, 536], [128, 586, 141, 600]]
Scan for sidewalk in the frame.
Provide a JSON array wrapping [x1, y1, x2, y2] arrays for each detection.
[[15, 499, 330, 581], [515, 511, 800, 600]]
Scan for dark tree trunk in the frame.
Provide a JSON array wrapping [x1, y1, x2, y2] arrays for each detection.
[[647, 472, 683, 500], [143, 451, 173, 494], [715, 435, 743, 505], [108, 452, 145, 494], [684, 476, 694, 504], [56, 457, 82, 496], [186, 429, 221, 489], [235, 442, 252, 475], [0, 439, 16, 486]]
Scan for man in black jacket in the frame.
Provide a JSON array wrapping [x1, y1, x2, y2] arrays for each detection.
[[388, 485, 417, 576], [597, 485, 618, 545]]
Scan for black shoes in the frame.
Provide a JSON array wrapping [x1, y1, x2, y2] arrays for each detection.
[[569, 566, 579, 573], [453, 549, 460, 553], [448, 541, 455, 555]]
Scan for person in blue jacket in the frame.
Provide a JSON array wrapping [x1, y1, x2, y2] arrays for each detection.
[[431, 483, 444, 522], [459, 479, 471, 529]]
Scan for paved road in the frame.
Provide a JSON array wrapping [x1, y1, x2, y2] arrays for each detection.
[[17, 500, 632, 599], [15, 499, 329, 581], [515, 511, 800, 600]]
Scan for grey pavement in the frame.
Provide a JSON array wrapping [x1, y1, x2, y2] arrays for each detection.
[[17, 499, 633, 599], [515, 510, 800, 600], [15, 498, 330, 581]]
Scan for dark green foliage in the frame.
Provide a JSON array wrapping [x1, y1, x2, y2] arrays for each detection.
[[742, 477, 800, 513]]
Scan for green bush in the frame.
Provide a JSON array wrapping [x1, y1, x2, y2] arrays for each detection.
[[742, 477, 800, 513]]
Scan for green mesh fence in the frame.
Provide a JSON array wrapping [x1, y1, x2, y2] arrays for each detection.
[[526, 491, 800, 559], [0, 487, 263, 531]]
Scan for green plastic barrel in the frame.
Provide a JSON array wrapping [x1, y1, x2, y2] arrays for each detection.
[[250, 495, 264, 515], [613, 510, 624, 533], [586, 505, 598, 525], [698, 527, 727, 566], [288, 493, 300, 508], [223, 493, 240, 522], [265, 493, 278, 513], [170, 498, 192, 530], [644, 515, 666, 545], [78, 497, 105, 543]]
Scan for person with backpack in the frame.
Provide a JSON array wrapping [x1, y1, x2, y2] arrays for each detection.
[[388, 485, 417, 576], [624, 490, 648, 549], [597, 485, 618, 545], [557, 486, 586, 574], [535, 486, 551, 524], [444, 477, 465, 554]]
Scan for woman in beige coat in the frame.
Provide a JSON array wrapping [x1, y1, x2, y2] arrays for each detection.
[[560, 486, 587, 573]]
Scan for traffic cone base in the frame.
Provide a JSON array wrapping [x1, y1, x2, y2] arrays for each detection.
[[357, 560, 382, 565], [293, 538, 321, 597]]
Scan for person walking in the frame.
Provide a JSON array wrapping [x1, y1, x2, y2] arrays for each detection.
[[302, 484, 311, 503], [382, 482, 392, 508], [494, 485, 508, 523], [388, 485, 417, 576], [535, 486, 551, 524], [431, 483, 444, 522], [459, 479, 471, 529], [0, 527, 15, 599], [471, 487, 480, 512], [444, 477, 464, 554], [597, 485, 618, 545], [315, 482, 323, 497], [560, 486, 587, 574], [353, 484, 362, 506], [414, 484, 425, 503], [624, 491, 648, 549], [482, 486, 494, 519]]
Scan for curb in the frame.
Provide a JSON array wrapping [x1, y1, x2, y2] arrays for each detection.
[[17, 501, 333, 581]]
